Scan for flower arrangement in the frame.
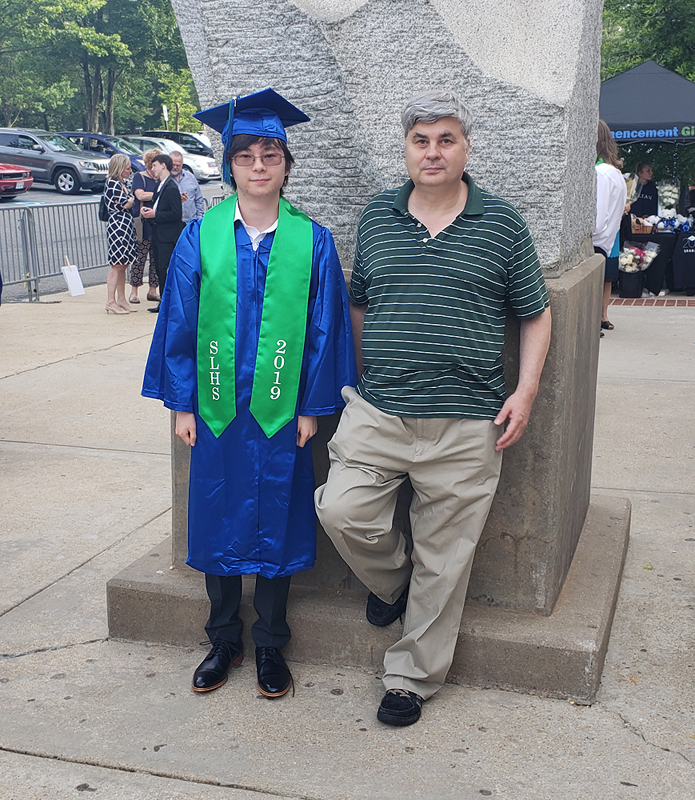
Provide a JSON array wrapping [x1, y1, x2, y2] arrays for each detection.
[[619, 241, 660, 273], [657, 180, 680, 210]]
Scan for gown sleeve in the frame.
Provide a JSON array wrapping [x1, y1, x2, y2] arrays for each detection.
[[298, 224, 357, 416], [142, 220, 202, 411]]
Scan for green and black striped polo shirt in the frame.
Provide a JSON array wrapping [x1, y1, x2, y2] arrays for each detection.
[[349, 174, 549, 419]]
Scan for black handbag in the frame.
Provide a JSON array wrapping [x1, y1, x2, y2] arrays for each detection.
[[98, 194, 109, 222]]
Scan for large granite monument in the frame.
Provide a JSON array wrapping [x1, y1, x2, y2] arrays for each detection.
[[108, 0, 630, 701]]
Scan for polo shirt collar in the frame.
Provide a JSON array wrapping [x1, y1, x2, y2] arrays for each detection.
[[393, 172, 484, 218]]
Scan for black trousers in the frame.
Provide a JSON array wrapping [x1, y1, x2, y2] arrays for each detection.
[[151, 235, 176, 293], [204, 573, 292, 649]]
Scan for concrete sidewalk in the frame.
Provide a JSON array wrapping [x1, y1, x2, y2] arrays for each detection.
[[1, 286, 693, 800]]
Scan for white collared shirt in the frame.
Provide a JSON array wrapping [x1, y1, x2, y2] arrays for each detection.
[[234, 203, 278, 251], [152, 175, 170, 212]]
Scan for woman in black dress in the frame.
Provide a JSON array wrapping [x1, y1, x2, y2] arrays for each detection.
[[104, 154, 138, 314]]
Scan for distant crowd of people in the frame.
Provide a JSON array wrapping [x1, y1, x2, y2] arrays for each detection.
[[592, 119, 679, 333], [102, 148, 204, 314]]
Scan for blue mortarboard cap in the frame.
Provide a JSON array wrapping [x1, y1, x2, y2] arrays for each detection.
[[194, 88, 309, 184], [194, 88, 309, 143]]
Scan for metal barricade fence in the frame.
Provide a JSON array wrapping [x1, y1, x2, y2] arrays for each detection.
[[1, 195, 227, 301], [0, 204, 29, 293], [0, 200, 107, 301]]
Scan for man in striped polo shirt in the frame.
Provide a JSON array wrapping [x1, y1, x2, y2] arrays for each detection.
[[316, 90, 552, 727]]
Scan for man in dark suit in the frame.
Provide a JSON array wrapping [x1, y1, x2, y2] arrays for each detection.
[[141, 153, 184, 313]]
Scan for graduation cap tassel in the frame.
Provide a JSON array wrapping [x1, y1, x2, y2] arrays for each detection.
[[222, 96, 236, 186]]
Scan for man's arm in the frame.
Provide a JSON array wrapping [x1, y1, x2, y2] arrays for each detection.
[[193, 183, 205, 219], [349, 302, 366, 379], [494, 306, 551, 451]]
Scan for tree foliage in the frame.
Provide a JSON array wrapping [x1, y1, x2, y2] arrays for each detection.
[[157, 65, 201, 132], [602, 0, 695, 182], [0, 0, 200, 133], [602, 0, 695, 81]]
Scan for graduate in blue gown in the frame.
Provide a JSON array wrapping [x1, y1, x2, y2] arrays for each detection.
[[142, 89, 356, 698]]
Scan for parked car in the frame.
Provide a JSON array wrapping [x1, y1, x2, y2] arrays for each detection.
[[60, 132, 146, 172], [142, 130, 213, 158], [123, 135, 220, 182], [195, 131, 212, 149], [0, 163, 34, 200], [0, 129, 109, 194]]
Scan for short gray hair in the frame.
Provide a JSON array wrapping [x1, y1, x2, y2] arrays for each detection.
[[401, 91, 473, 138]]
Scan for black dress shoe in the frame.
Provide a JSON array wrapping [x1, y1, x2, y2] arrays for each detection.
[[192, 640, 243, 693], [366, 586, 409, 627], [147, 304, 160, 313], [256, 647, 293, 698], [377, 688, 423, 726]]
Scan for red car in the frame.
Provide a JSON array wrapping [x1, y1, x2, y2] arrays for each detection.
[[0, 163, 33, 200]]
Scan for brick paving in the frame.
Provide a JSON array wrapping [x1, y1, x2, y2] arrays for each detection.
[[610, 297, 695, 307]]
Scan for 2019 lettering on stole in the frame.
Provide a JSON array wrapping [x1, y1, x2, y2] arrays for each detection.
[[272, 339, 286, 400]]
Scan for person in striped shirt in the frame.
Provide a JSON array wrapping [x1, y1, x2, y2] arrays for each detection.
[[316, 90, 552, 727]]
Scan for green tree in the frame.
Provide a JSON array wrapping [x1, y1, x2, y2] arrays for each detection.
[[0, 0, 196, 134], [60, 13, 131, 132], [0, 0, 104, 126], [0, 0, 103, 56], [156, 65, 201, 132], [52, 0, 184, 133], [602, 0, 695, 81], [0, 53, 76, 127]]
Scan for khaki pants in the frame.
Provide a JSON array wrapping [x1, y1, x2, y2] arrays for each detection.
[[315, 387, 502, 700]]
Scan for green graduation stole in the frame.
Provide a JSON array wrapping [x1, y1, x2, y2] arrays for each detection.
[[197, 195, 313, 438]]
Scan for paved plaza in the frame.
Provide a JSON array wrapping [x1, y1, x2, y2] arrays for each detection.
[[0, 286, 693, 799]]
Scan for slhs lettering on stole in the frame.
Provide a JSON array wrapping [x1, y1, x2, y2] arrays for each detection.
[[209, 341, 220, 400]]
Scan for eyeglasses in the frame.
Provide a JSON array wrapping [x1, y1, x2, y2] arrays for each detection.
[[232, 152, 284, 167]]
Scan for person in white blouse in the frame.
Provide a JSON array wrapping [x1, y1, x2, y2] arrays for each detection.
[[592, 120, 627, 332]]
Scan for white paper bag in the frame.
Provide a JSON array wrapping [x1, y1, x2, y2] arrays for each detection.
[[61, 263, 85, 296]]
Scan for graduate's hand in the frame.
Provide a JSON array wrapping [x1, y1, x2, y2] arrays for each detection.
[[297, 415, 317, 448], [175, 411, 197, 446]]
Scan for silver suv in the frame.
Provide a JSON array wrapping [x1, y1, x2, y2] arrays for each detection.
[[0, 129, 110, 194]]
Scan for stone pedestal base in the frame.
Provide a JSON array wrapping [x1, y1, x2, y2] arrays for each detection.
[[107, 494, 629, 702]]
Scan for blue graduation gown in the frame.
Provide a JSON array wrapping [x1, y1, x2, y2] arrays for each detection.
[[142, 216, 356, 578]]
